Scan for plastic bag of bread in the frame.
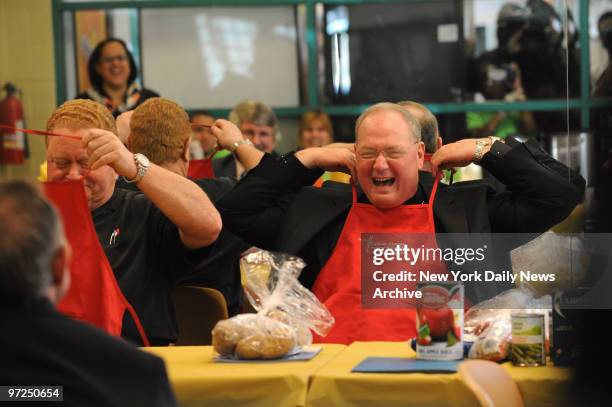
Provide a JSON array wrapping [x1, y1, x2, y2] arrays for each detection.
[[510, 231, 589, 297], [212, 250, 334, 359], [212, 314, 296, 359], [240, 250, 334, 346]]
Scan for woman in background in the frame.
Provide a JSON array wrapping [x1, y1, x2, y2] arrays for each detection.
[[299, 110, 350, 185], [76, 38, 159, 117], [298, 110, 333, 148]]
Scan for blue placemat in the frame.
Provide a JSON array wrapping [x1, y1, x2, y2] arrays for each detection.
[[352, 357, 460, 373], [215, 345, 322, 363]]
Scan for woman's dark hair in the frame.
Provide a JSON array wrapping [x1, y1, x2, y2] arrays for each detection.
[[87, 38, 138, 92]]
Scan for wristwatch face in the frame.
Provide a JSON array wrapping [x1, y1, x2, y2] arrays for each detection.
[[135, 153, 150, 168], [134, 153, 150, 181], [123, 154, 149, 184], [231, 139, 252, 152]]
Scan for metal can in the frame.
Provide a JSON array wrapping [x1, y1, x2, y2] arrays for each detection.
[[511, 313, 545, 367], [416, 282, 464, 361]]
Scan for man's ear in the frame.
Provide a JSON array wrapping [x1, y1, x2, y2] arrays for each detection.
[[183, 136, 191, 162], [417, 142, 425, 170], [436, 136, 443, 151], [350, 143, 359, 185]]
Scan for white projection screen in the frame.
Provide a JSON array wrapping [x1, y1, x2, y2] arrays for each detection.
[[141, 6, 300, 109]]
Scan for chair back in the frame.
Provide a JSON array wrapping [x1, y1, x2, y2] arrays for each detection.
[[458, 360, 524, 407], [174, 286, 228, 346]]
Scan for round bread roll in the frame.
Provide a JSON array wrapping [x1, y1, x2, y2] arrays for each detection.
[[266, 309, 291, 324], [235, 334, 295, 360], [212, 318, 247, 356], [266, 309, 312, 347], [294, 326, 312, 347]]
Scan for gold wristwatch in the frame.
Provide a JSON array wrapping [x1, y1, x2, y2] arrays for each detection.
[[472, 139, 488, 163], [489, 136, 503, 145], [473, 136, 504, 163]]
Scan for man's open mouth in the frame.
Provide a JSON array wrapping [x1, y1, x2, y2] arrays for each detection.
[[372, 177, 395, 186]]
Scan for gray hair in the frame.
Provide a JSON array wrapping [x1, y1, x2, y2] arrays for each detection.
[[229, 100, 278, 136], [0, 181, 64, 302], [355, 102, 422, 144], [397, 100, 439, 153]]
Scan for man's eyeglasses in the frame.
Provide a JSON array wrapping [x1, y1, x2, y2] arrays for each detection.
[[243, 129, 273, 139], [356, 142, 419, 161]]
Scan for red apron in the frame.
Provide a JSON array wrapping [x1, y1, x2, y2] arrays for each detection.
[[188, 158, 215, 179], [312, 173, 447, 344], [43, 180, 150, 346]]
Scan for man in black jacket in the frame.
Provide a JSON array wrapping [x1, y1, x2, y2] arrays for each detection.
[[0, 180, 176, 407], [217, 103, 584, 341]]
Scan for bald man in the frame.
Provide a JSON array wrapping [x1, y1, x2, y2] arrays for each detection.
[[217, 102, 584, 344]]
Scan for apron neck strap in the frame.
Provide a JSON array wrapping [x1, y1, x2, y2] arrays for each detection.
[[428, 171, 442, 206], [423, 153, 442, 205]]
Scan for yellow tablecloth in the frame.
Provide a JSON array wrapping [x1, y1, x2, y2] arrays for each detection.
[[306, 342, 572, 407], [144, 345, 345, 407]]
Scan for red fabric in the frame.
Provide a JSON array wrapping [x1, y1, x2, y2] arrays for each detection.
[[188, 159, 215, 179], [42, 180, 149, 346], [312, 173, 447, 344]]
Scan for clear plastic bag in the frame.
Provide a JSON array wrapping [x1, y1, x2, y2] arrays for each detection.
[[212, 250, 334, 359], [510, 231, 589, 296], [465, 287, 551, 361], [212, 314, 297, 359]]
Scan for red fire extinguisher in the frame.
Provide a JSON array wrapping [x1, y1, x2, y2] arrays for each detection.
[[0, 83, 26, 164]]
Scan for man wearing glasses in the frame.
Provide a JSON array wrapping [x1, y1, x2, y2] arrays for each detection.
[[45, 98, 221, 346], [213, 99, 280, 179], [217, 102, 584, 344]]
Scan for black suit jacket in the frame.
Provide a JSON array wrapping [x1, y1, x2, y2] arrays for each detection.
[[218, 138, 584, 301], [213, 151, 281, 179], [0, 298, 176, 407], [212, 155, 238, 178]]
